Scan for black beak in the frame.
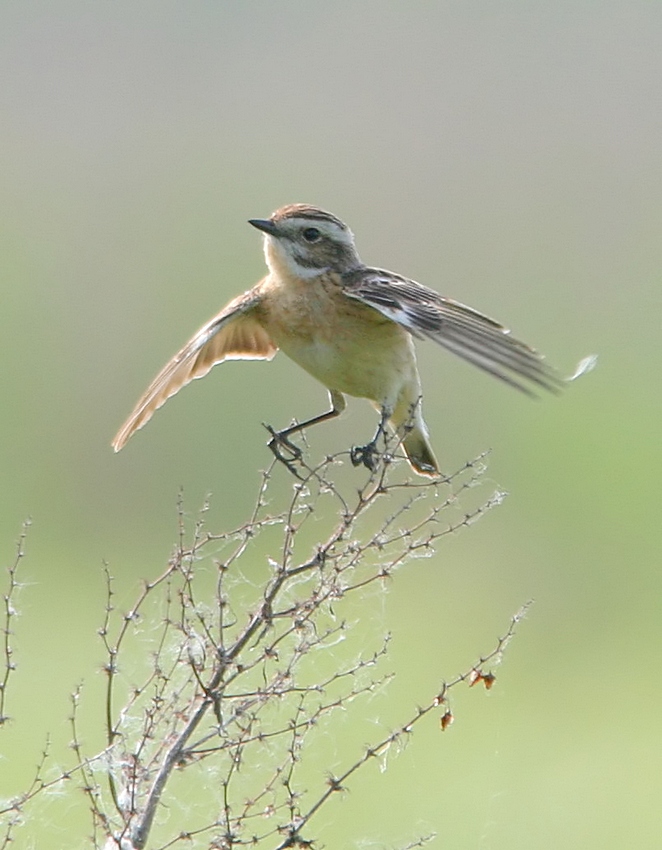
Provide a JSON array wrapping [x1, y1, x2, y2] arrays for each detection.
[[248, 218, 278, 236]]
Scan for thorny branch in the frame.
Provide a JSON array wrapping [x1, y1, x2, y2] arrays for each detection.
[[2, 432, 522, 850], [1, 520, 30, 728]]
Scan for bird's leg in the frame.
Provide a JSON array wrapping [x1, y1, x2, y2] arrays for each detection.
[[266, 390, 346, 472], [264, 423, 304, 476], [350, 407, 390, 472], [265, 424, 303, 461]]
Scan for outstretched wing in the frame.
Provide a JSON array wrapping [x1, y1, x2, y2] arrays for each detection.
[[112, 288, 277, 451], [342, 268, 562, 395]]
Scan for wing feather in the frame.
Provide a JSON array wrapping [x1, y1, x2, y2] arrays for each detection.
[[342, 268, 562, 395], [112, 288, 276, 451]]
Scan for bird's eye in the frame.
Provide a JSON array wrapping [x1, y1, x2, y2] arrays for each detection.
[[302, 227, 321, 243]]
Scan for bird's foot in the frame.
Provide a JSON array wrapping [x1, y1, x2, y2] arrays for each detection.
[[265, 424, 304, 478], [350, 441, 380, 472]]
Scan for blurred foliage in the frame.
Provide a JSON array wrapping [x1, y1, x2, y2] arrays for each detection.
[[1, 2, 660, 848]]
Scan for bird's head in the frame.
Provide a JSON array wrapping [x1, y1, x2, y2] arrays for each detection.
[[249, 204, 362, 279]]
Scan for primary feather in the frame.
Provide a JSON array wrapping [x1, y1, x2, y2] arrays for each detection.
[[341, 268, 562, 396]]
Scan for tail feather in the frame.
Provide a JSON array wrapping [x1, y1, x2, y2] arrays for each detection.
[[402, 427, 439, 477]]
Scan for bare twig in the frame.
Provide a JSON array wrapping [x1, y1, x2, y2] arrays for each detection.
[[2, 431, 524, 850], [1, 520, 30, 727]]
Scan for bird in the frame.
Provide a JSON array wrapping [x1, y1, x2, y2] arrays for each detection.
[[112, 203, 563, 476]]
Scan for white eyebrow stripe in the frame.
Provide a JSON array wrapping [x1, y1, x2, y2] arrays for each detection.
[[286, 217, 355, 246]]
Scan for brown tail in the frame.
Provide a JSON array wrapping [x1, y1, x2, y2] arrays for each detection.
[[402, 427, 439, 477]]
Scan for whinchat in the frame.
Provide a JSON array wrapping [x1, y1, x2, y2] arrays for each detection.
[[112, 204, 563, 475]]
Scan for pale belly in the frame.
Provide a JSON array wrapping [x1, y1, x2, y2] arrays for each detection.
[[276, 316, 419, 407], [259, 274, 422, 410]]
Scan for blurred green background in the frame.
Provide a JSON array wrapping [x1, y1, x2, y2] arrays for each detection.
[[1, 2, 660, 847]]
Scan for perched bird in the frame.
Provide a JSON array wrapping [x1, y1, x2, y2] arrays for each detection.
[[112, 204, 562, 475]]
